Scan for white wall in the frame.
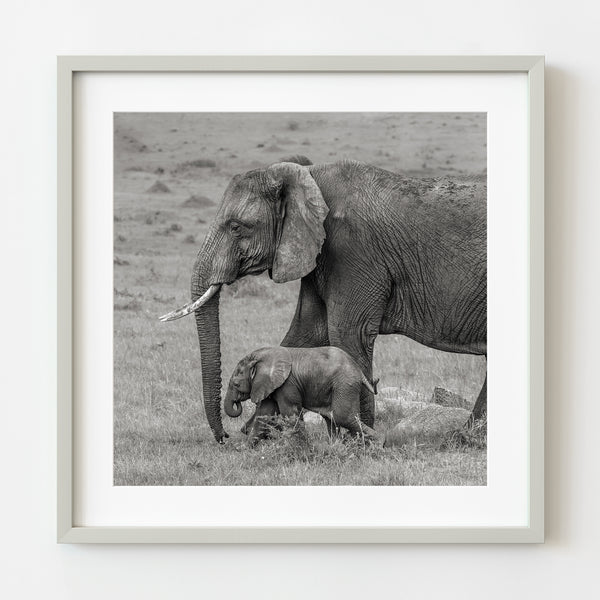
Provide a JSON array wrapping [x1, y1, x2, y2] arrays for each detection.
[[1, 1, 598, 598]]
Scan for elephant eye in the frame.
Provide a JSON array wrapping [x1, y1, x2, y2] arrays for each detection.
[[229, 222, 243, 235], [229, 221, 252, 236]]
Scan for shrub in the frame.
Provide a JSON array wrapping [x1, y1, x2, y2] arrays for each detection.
[[115, 298, 142, 311], [441, 416, 487, 450], [186, 158, 216, 168], [146, 180, 171, 194], [181, 195, 214, 208]]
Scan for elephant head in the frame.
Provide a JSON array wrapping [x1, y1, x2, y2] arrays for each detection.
[[159, 163, 328, 442], [224, 347, 292, 417]]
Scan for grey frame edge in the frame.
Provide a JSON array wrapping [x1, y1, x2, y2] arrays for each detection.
[[57, 55, 545, 544]]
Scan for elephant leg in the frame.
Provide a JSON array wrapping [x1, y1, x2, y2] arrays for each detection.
[[281, 275, 329, 348], [327, 323, 378, 428], [359, 385, 375, 430], [242, 405, 304, 436], [240, 415, 254, 436], [323, 415, 341, 440], [451, 364, 486, 448], [469, 370, 487, 425], [345, 418, 384, 446], [247, 398, 280, 446], [275, 397, 307, 443], [324, 268, 388, 428], [330, 385, 382, 446], [242, 396, 287, 438], [335, 400, 383, 446]]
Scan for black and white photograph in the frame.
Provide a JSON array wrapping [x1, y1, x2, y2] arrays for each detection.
[[113, 112, 487, 486]]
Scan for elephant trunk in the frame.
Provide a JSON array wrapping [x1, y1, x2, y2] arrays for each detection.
[[224, 386, 243, 418], [191, 253, 227, 443], [159, 224, 237, 443]]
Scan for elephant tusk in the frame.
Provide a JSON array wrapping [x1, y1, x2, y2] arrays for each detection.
[[158, 284, 221, 322]]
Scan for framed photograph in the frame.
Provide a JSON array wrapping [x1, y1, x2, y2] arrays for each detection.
[[58, 55, 544, 543]]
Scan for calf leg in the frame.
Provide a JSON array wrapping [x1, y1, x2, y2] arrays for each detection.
[[344, 416, 384, 447], [322, 414, 342, 440], [331, 387, 383, 446], [247, 398, 280, 446], [277, 401, 307, 440]]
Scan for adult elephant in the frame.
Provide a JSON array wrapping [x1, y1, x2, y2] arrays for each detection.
[[160, 160, 486, 443]]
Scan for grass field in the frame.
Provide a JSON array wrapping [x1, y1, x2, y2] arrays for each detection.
[[113, 112, 487, 486]]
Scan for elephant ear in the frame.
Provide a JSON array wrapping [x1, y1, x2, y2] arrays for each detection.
[[268, 162, 329, 284], [250, 347, 292, 404]]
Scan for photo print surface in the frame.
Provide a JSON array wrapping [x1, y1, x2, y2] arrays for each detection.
[[113, 112, 487, 486]]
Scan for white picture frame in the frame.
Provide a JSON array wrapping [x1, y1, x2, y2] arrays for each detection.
[[58, 55, 544, 543]]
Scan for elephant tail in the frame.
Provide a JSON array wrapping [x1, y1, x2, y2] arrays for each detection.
[[361, 373, 379, 395]]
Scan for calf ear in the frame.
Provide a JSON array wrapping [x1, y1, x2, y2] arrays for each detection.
[[250, 347, 292, 403], [268, 162, 328, 284]]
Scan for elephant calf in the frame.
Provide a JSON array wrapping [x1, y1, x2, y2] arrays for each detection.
[[224, 346, 382, 445]]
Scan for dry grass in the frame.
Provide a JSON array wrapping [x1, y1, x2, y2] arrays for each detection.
[[113, 112, 487, 486]]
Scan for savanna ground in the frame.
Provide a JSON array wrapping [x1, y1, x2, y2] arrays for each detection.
[[114, 112, 487, 485]]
